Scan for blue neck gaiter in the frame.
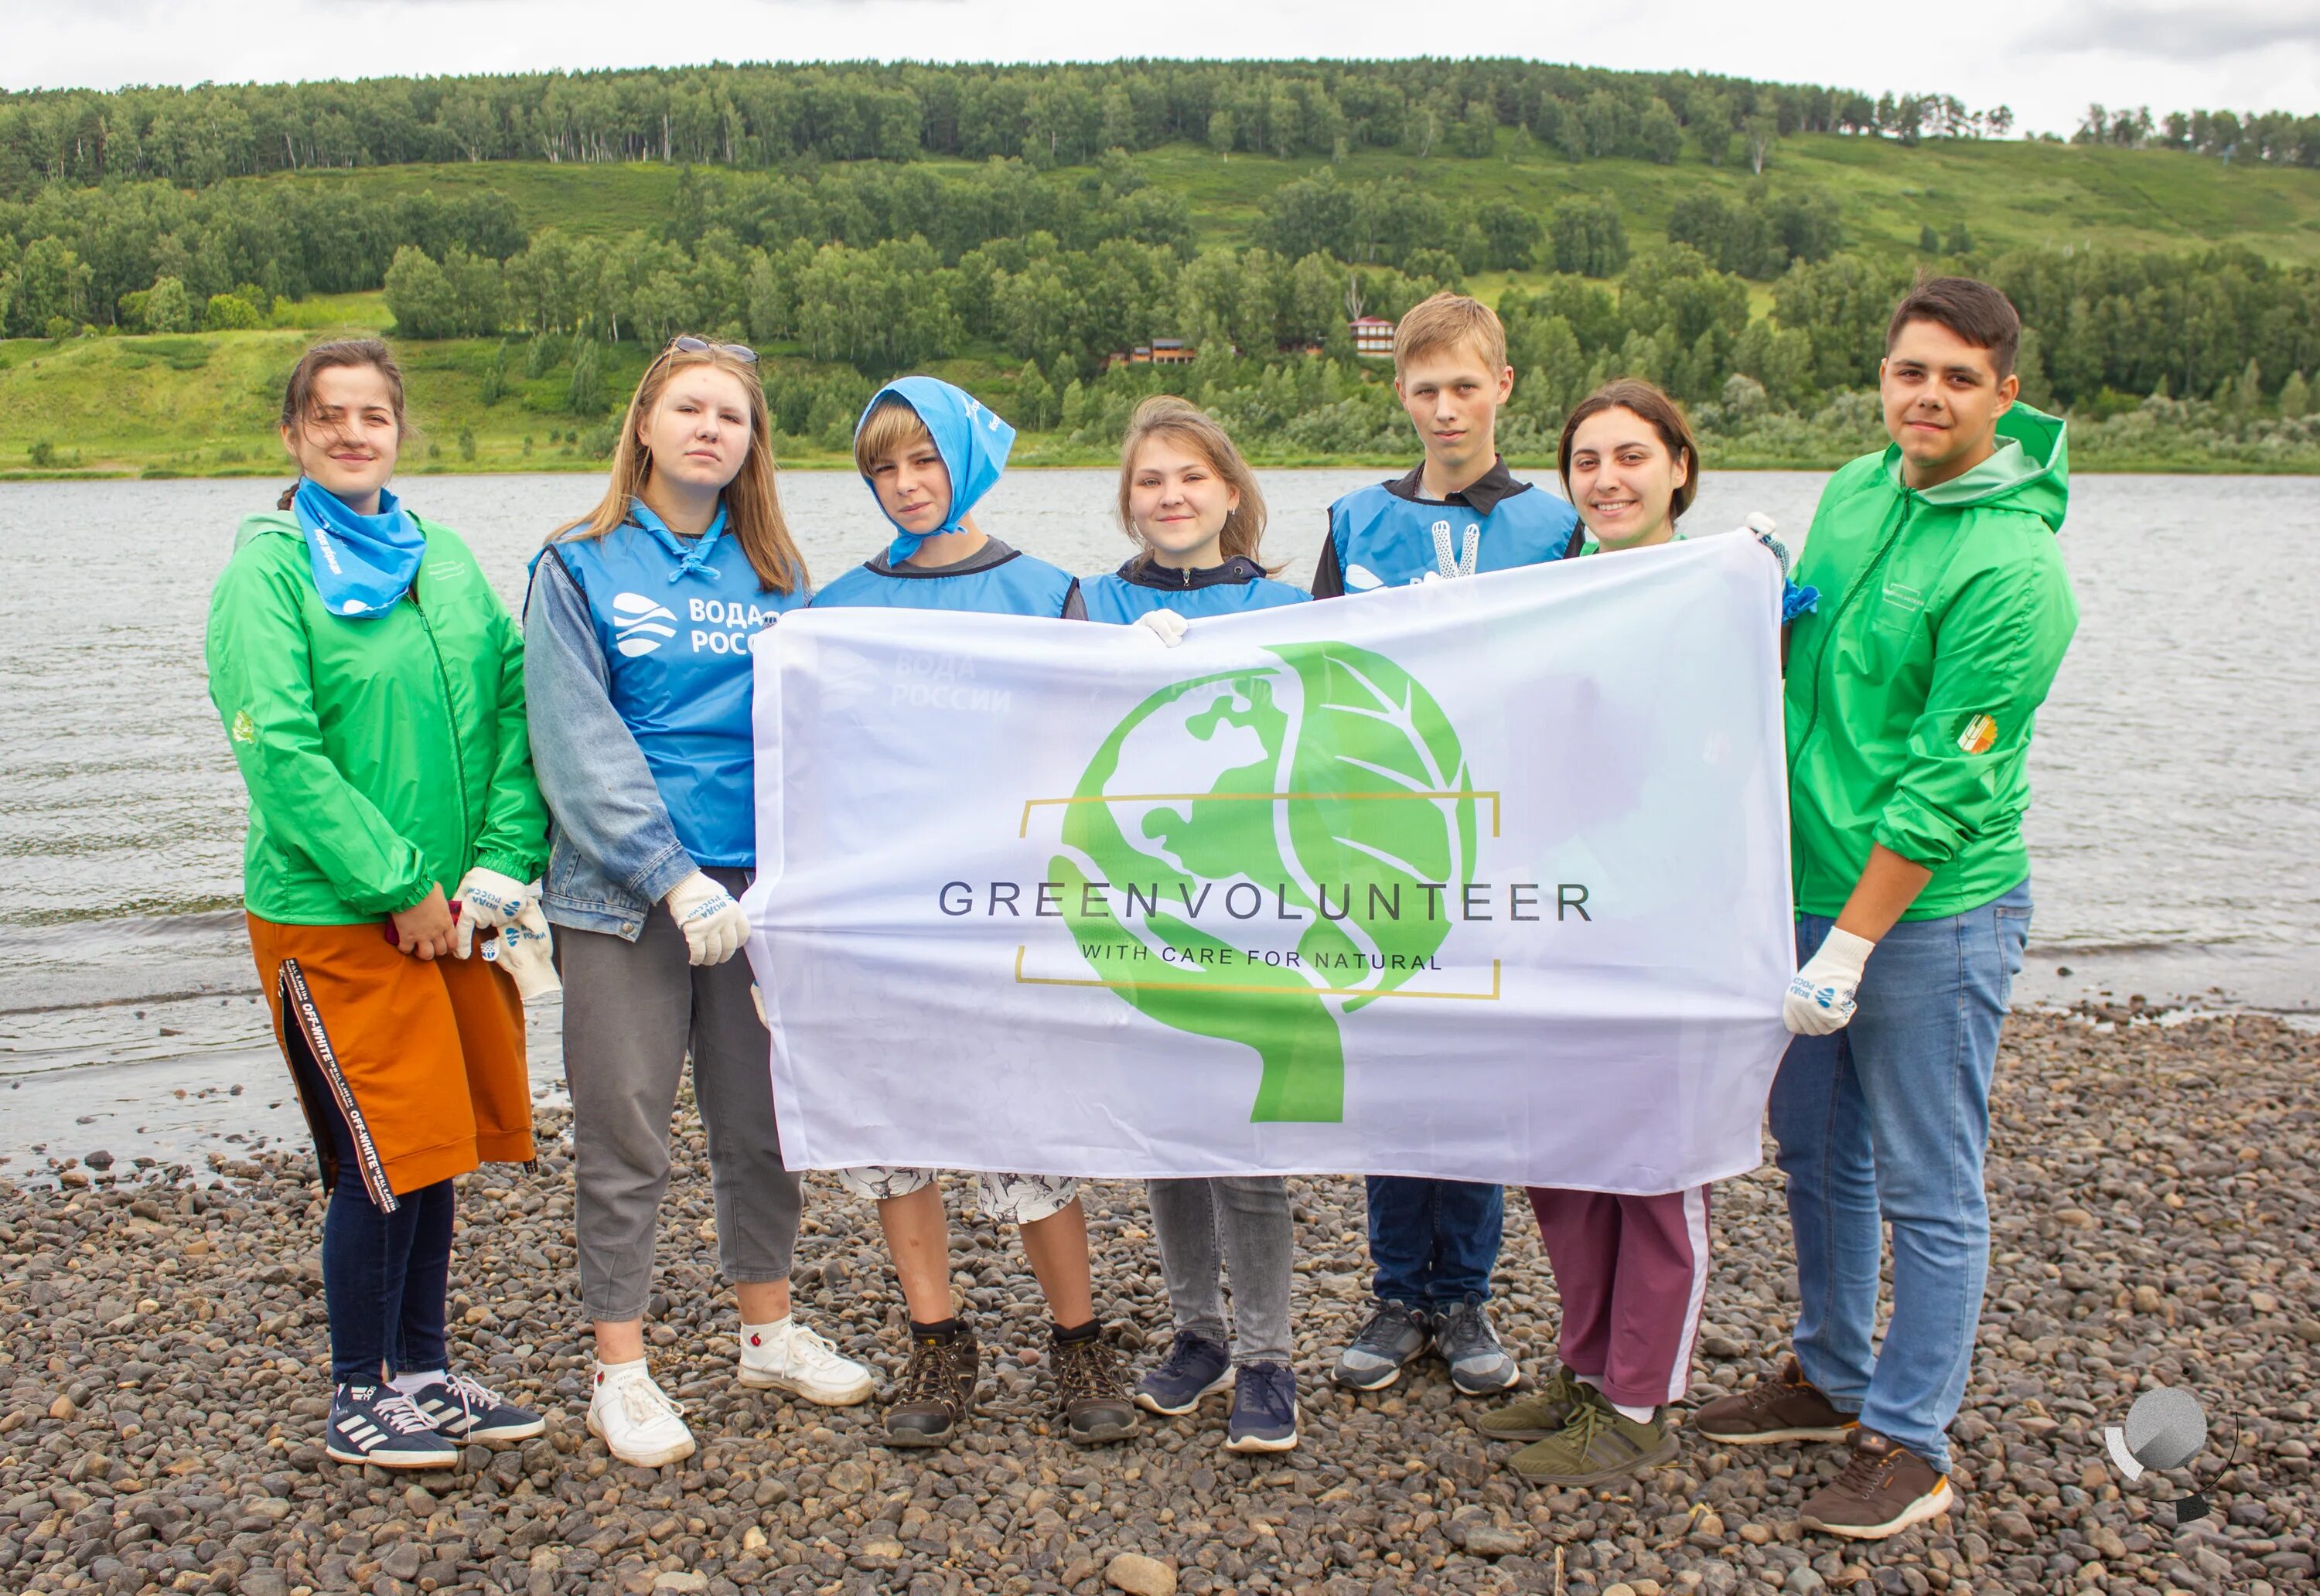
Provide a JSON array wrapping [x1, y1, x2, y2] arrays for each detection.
[[292, 478, 425, 619], [855, 376, 1016, 565]]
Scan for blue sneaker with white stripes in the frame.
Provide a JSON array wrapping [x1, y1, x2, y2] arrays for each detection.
[[325, 1384, 459, 1469], [401, 1372, 545, 1444]]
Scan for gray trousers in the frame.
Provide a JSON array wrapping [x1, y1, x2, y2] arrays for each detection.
[[561, 867, 800, 1321], [1145, 1175, 1295, 1366]]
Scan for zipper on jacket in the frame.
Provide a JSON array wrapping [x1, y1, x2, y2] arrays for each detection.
[[1789, 489, 1919, 883], [409, 588, 474, 864]]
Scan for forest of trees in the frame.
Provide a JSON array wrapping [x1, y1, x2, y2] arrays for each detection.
[[4, 61, 2318, 471], [5, 135, 2315, 445], [0, 59, 2049, 196], [0, 180, 523, 333], [2073, 104, 2320, 165], [364, 213, 2320, 449]]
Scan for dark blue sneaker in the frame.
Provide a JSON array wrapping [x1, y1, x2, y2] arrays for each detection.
[[324, 1384, 459, 1470], [402, 1372, 546, 1444], [1224, 1361, 1298, 1454], [1133, 1331, 1233, 1416], [1331, 1299, 1430, 1390]]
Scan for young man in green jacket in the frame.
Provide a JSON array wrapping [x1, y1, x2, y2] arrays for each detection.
[[1693, 279, 2077, 1539]]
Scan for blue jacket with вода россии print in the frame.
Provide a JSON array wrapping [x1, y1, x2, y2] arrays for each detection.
[[522, 499, 808, 940]]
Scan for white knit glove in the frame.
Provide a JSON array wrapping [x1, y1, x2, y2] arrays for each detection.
[[450, 867, 531, 958], [1784, 928, 1875, 1035], [1134, 609, 1189, 647], [665, 871, 750, 967], [482, 898, 561, 1001]]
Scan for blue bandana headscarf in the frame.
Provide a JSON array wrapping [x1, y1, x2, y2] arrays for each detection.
[[292, 477, 425, 619], [855, 376, 1015, 565]]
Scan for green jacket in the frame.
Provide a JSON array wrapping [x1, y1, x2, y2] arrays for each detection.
[[206, 510, 548, 924], [1785, 404, 2077, 920]]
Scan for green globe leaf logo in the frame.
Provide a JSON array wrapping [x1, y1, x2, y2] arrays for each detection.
[[1048, 640, 1478, 1122]]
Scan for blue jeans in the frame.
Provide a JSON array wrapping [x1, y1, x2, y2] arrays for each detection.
[[1769, 880, 2031, 1472], [302, 1050, 454, 1386], [1364, 1176, 1503, 1309]]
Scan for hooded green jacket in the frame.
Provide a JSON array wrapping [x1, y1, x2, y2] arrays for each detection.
[[1785, 404, 2077, 920], [206, 510, 548, 925]]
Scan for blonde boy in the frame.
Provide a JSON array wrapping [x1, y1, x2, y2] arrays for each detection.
[[1315, 291, 1582, 1397], [1312, 292, 1583, 596]]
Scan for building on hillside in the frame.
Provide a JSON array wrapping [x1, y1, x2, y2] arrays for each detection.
[[1350, 315, 1397, 357], [1104, 337, 1199, 370]]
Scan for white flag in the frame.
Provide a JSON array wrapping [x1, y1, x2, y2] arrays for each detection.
[[743, 535, 1793, 1192]]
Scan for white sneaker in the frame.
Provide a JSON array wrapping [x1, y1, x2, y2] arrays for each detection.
[[735, 1315, 875, 1406], [585, 1363, 696, 1468]]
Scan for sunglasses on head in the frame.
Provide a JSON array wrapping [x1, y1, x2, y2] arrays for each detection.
[[667, 335, 759, 364]]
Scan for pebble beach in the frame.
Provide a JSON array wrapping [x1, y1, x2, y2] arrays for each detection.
[[2, 1006, 2314, 1596]]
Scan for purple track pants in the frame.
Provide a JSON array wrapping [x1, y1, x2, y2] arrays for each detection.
[[1525, 1185, 1713, 1410]]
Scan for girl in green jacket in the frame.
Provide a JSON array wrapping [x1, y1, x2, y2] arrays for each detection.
[[206, 339, 552, 1470]]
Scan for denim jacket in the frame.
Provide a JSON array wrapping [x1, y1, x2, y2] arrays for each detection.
[[522, 546, 701, 939]]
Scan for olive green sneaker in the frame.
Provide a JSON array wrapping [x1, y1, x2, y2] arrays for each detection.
[[1472, 1363, 1592, 1443], [1506, 1393, 1680, 1485]]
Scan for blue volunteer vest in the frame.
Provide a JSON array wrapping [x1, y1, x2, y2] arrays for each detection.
[[535, 513, 806, 867], [812, 547, 1079, 618], [1080, 558, 1312, 623], [1325, 480, 1581, 592]]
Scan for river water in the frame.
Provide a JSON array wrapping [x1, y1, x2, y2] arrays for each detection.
[[3, 469, 2315, 1171]]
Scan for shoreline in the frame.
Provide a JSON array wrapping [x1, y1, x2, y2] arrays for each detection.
[[1, 1009, 2310, 1596], [4, 933, 2314, 1182]]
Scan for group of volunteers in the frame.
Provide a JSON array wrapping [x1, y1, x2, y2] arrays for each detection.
[[206, 271, 2073, 1544]]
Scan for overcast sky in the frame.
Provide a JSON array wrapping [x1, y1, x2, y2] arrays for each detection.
[[4, 0, 2315, 138]]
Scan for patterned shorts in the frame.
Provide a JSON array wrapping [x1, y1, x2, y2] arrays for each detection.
[[834, 1165, 1080, 1226]]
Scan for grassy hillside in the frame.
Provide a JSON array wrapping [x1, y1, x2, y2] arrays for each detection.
[[6, 133, 2319, 477], [242, 161, 685, 241], [239, 134, 2320, 266], [0, 308, 1069, 477]]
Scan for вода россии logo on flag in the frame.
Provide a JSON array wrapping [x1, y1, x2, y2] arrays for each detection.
[[611, 592, 678, 656], [1033, 640, 1489, 1125]]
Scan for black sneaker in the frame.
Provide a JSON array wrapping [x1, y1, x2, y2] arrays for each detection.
[[884, 1322, 982, 1448], [1224, 1361, 1298, 1454], [325, 1384, 459, 1470], [1431, 1300, 1520, 1395], [1331, 1299, 1431, 1390], [402, 1372, 546, 1444], [1134, 1331, 1234, 1416]]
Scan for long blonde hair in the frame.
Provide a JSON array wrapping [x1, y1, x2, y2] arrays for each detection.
[[1116, 395, 1275, 571], [553, 336, 807, 595]]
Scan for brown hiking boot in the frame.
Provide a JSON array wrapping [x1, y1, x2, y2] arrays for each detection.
[[1692, 1356, 1858, 1445], [883, 1322, 981, 1447], [1799, 1428, 1953, 1540], [1050, 1328, 1141, 1446]]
